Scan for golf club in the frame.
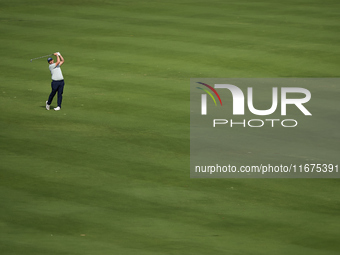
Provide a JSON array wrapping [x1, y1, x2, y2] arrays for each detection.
[[30, 54, 53, 62]]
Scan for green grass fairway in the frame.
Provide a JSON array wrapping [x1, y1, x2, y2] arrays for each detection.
[[1, 0, 339, 254]]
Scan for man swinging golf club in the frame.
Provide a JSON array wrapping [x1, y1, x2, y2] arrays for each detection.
[[46, 52, 65, 111]]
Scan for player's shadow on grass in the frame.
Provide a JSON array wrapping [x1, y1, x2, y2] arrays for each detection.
[[39, 105, 56, 109]]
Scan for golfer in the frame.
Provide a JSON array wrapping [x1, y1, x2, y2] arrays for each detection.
[[46, 52, 65, 111]]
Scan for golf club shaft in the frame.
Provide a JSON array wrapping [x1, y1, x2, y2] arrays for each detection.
[[30, 54, 53, 62]]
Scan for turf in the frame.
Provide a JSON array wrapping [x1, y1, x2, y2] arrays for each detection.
[[0, 0, 339, 254]]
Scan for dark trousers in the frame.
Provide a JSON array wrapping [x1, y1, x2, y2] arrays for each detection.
[[48, 80, 64, 107]]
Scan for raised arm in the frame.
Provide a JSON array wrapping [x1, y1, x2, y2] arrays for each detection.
[[53, 52, 61, 66], [59, 53, 64, 66]]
